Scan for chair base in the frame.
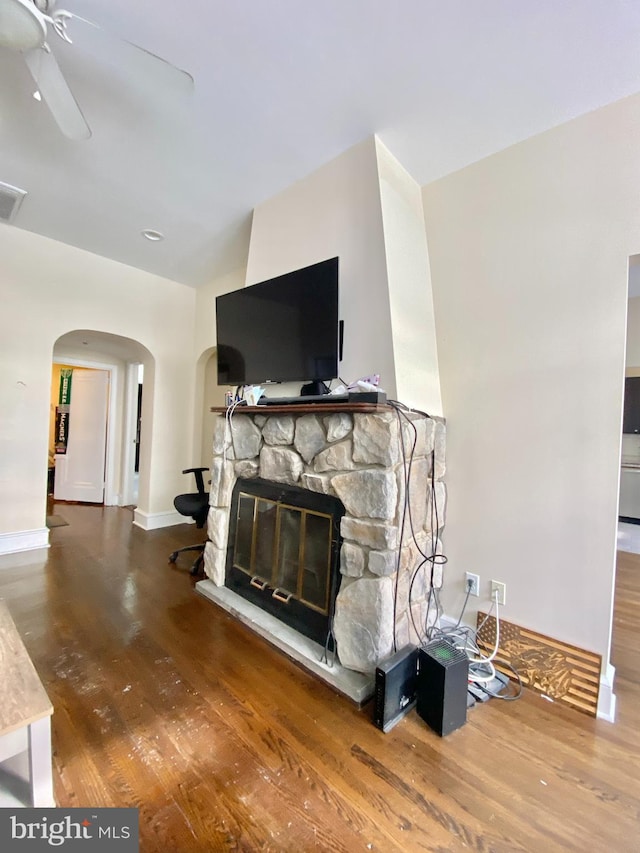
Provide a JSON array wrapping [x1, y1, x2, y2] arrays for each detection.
[[169, 543, 207, 577]]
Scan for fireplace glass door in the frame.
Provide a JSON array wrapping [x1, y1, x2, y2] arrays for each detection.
[[226, 478, 344, 646]]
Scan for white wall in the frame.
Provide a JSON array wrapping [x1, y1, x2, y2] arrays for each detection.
[[245, 137, 443, 411], [423, 93, 640, 668], [375, 139, 442, 414], [246, 137, 396, 396], [0, 226, 197, 548]]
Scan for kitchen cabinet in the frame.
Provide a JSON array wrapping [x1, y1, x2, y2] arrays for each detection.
[[619, 466, 640, 519], [623, 377, 640, 434]]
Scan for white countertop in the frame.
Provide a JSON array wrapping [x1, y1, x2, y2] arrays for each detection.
[[621, 459, 640, 469]]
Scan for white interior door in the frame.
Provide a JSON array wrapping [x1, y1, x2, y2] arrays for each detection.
[[54, 369, 109, 503]]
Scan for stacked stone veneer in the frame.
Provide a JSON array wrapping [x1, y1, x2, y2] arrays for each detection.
[[204, 409, 446, 674]]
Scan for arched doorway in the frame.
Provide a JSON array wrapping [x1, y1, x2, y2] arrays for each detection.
[[195, 347, 226, 468], [51, 330, 154, 509]]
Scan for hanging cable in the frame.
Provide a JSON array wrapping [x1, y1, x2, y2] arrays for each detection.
[[386, 401, 449, 649]]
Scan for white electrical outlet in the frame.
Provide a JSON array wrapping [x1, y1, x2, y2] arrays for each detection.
[[465, 572, 480, 597], [491, 580, 506, 606]]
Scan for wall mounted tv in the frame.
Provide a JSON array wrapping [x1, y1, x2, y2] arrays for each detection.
[[216, 256, 341, 391]]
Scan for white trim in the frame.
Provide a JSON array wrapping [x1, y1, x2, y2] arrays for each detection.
[[121, 363, 140, 507], [597, 663, 617, 723], [438, 613, 466, 632], [132, 509, 192, 530], [29, 715, 55, 807], [0, 528, 49, 556]]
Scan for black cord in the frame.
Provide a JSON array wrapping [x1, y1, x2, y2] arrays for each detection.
[[387, 401, 448, 648], [408, 555, 430, 643], [455, 584, 472, 628], [391, 403, 449, 642], [388, 399, 432, 420], [390, 404, 412, 651]]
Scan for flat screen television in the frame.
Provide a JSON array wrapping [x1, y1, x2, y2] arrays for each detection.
[[216, 256, 340, 391]]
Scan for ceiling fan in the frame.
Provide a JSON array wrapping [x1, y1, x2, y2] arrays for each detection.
[[0, 0, 193, 140]]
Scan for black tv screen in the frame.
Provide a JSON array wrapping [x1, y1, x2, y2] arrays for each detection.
[[216, 257, 339, 386]]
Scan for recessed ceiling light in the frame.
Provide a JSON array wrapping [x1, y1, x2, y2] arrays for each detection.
[[141, 229, 164, 242], [32, 90, 42, 101]]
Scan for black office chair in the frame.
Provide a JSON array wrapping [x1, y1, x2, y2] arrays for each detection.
[[168, 467, 210, 576]]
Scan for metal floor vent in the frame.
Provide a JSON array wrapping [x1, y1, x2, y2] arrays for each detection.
[[0, 182, 27, 223]]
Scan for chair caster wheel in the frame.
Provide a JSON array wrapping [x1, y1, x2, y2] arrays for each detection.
[[169, 552, 178, 563]]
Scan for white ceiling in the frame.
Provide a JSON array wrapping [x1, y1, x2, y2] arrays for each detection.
[[2, 1, 640, 288]]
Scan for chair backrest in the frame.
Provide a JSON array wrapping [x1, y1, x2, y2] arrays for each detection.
[[174, 467, 210, 528], [185, 467, 207, 495]]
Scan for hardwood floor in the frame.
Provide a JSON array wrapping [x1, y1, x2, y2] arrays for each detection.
[[1, 504, 639, 852]]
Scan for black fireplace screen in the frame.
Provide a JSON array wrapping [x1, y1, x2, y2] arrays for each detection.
[[225, 478, 344, 646]]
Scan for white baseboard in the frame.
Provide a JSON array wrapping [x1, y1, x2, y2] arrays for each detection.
[[0, 528, 49, 557], [597, 663, 617, 723], [132, 509, 192, 531], [438, 613, 467, 631]]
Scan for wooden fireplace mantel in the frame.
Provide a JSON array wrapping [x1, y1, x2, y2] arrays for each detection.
[[211, 401, 391, 415]]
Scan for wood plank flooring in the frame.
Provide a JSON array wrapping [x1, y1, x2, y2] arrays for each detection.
[[0, 504, 639, 852]]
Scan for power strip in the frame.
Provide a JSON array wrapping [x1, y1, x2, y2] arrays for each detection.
[[469, 671, 509, 702], [468, 683, 490, 702]]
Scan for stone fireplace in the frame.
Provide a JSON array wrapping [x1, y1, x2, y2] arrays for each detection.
[[197, 403, 446, 700]]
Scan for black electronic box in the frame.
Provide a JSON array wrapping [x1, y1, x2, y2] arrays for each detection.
[[416, 639, 469, 736], [374, 645, 419, 733]]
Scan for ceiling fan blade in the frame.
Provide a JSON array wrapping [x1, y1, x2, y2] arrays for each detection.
[[23, 46, 91, 139], [62, 13, 194, 97]]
